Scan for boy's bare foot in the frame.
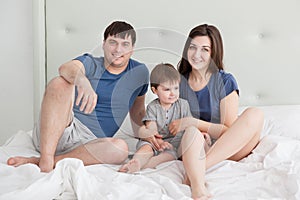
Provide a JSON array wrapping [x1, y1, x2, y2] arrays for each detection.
[[7, 156, 39, 167], [118, 159, 141, 173]]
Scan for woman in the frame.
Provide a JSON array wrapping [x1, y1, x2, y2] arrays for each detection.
[[169, 24, 264, 199]]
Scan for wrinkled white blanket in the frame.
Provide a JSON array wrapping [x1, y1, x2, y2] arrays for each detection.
[[1, 105, 300, 200]]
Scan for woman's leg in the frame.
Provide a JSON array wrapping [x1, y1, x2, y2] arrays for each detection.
[[206, 107, 264, 169], [180, 126, 211, 199]]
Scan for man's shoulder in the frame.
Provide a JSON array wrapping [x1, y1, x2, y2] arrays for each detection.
[[128, 58, 147, 68]]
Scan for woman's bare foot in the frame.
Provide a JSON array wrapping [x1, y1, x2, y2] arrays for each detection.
[[193, 196, 211, 200], [191, 183, 212, 200], [118, 159, 141, 173], [7, 156, 39, 167], [183, 173, 191, 186]]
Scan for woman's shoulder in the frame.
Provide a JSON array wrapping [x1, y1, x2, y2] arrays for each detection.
[[215, 70, 237, 82]]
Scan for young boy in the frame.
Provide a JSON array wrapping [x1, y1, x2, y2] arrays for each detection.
[[119, 63, 211, 173]]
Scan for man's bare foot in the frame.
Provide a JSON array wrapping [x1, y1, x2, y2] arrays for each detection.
[[7, 155, 55, 173], [118, 159, 141, 173], [7, 156, 39, 167], [39, 155, 55, 172]]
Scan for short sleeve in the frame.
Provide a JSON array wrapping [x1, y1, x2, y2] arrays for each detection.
[[74, 53, 96, 76], [136, 64, 149, 96], [220, 73, 239, 99]]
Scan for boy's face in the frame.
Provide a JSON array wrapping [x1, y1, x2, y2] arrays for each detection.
[[102, 35, 134, 70], [152, 81, 180, 107]]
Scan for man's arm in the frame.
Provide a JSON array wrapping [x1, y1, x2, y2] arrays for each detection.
[[59, 60, 97, 114], [59, 60, 85, 84], [129, 95, 146, 137]]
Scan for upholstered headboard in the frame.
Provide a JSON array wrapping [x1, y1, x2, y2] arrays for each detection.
[[39, 0, 300, 107]]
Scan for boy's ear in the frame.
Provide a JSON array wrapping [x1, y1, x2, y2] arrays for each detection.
[[151, 86, 157, 94]]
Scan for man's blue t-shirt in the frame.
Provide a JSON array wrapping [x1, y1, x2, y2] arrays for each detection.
[[179, 70, 239, 123], [73, 54, 149, 138]]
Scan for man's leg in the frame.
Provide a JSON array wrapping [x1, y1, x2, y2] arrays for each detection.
[[40, 77, 77, 172], [8, 137, 129, 168], [8, 77, 75, 172], [8, 76, 129, 171]]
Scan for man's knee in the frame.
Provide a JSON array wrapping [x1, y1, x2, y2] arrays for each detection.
[[45, 76, 73, 96], [110, 138, 129, 164]]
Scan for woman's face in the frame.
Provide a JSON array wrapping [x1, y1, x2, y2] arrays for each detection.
[[187, 36, 211, 71]]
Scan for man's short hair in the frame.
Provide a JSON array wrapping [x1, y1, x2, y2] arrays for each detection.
[[104, 21, 136, 45]]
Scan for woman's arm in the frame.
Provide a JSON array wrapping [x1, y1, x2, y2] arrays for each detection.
[[169, 117, 227, 139], [200, 90, 239, 139], [220, 91, 239, 127], [169, 91, 239, 139]]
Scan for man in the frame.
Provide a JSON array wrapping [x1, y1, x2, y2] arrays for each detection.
[[7, 21, 149, 172]]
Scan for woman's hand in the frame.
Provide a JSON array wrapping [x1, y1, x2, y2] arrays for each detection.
[[169, 117, 196, 135]]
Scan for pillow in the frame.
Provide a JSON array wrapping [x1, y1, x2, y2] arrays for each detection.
[[240, 105, 300, 140]]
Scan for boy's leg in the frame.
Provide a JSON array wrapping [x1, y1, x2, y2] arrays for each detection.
[[119, 144, 154, 173], [141, 152, 175, 169]]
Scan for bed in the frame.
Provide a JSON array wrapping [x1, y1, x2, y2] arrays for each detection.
[[2, 0, 300, 199], [1, 105, 300, 199]]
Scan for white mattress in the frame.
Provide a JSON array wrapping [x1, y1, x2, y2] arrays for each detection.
[[1, 105, 300, 200]]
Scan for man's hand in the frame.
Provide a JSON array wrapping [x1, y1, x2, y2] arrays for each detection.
[[156, 139, 173, 151], [144, 134, 173, 151], [75, 77, 97, 114], [143, 134, 162, 151], [59, 60, 97, 114]]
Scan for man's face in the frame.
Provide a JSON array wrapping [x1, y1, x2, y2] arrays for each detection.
[[102, 35, 134, 69]]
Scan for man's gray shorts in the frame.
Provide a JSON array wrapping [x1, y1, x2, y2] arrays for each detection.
[[32, 117, 97, 155]]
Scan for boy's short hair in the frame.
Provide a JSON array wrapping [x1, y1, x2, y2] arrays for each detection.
[[104, 21, 136, 45], [150, 63, 181, 89]]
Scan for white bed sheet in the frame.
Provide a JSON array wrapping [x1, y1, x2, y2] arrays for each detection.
[[1, 105, 300, 200]]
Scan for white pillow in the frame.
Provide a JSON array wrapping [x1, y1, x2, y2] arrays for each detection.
[[241, 105, 300, 140]]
